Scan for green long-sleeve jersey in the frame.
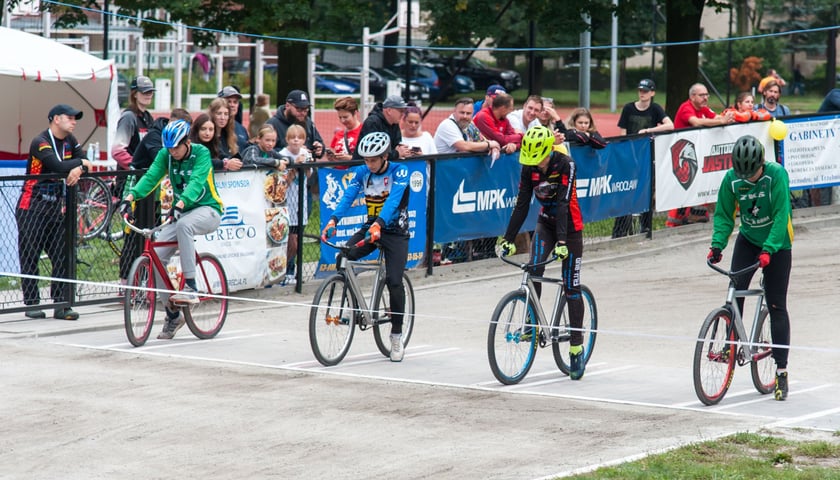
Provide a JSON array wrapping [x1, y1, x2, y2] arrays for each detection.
[[711, 161, 793, 254]]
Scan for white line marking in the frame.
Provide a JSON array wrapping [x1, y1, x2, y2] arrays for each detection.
[[767, 405, 840, 427], [309, 347, 461, 369], [711, 383, 831, 410]]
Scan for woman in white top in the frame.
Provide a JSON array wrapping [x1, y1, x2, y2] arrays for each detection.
[[400, 105, 437, 156]]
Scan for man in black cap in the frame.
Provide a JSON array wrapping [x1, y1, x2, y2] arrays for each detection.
[[353, 95, 411, 161], [266, 89, 324, 156], [217, 85, 250, 153], [16, 104, 94, 321]]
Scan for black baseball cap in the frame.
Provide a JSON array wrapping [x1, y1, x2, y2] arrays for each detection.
[[48, 104, 83, 122], [638, 79, 656, 91], [286, 90, 311, 108]]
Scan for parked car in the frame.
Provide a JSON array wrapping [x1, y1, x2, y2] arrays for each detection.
[[388, 62, 475, 100], [264, 63, 360, 94], [432, 56, 521, 92], [339, 66, 430, 102]]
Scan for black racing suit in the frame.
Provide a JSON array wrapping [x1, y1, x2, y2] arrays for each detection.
[[503, 151, 585, 346], [16, 129, 87, 305]]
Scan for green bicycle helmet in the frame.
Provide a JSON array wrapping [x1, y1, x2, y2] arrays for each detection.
[[731, 135, 764, 179], [519, 126, 554, 166]]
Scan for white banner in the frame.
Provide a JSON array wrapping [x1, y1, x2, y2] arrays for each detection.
[[779, 114, 840, 190], [654, 122, 774, 212], [195, 169, 290, 291]]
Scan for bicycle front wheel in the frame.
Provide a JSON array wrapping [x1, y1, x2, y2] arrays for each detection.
[[693, 307, 737, 405], [124, 256, 156, 347], [77, 177, 112, 241], [373, 273, 415, 358], [552, 285, 598, 375], [184, 253, 228, 339], [309, 274, 356, 366], [750, 307, 775, 395], [487, 291, 538, 385]]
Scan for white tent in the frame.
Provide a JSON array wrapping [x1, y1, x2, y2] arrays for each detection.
[[0, 26, 118, 162]]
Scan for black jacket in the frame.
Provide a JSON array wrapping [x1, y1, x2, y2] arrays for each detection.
[[352, 103, 402, 161], [131, 117, 168, 170], [265, 105, 324, 155]]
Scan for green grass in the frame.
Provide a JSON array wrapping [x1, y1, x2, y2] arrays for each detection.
[[565, 432, 840, 479]]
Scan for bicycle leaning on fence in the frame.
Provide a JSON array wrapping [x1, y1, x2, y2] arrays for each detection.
[[308, 235, 415, 366], [122, 216, 228, 347], [692, 260, 776, 405], [76, 176, 124, 255], [487, 253, 598, 385]]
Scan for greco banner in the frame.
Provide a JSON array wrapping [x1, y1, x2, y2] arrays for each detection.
[[653, 122, 774, 212], [194, 169, 290, 291], [778, 113, 840, 190], [316, 160, 427, 275], [570, 139, 651, 223]]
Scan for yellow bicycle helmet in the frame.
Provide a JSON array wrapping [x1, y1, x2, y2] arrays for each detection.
[[519, 125, 554, 166]]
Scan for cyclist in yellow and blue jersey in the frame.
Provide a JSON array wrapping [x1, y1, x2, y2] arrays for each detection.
[[322, 131, 410, 362]]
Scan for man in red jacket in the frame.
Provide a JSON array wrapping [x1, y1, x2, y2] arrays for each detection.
[[473, 93, 522, 154]]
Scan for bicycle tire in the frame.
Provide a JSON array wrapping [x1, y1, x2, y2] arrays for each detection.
[[77, 177, 112, 241], [552, 284, 598, 375], [487, 291, 539, 385], [693, 307, 737, 405], [184, 253, 228, 339], [309, 274, 356, 366], [750, 307, 775, 395], [104, 207, 125, 256], [124, 256, 156, 347], [373, 273, 416, 358]]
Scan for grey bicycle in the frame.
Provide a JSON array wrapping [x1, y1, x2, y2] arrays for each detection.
[[309, 236, 415, 366], [488, 253, 598, 385], [693, 260, 775, 405]]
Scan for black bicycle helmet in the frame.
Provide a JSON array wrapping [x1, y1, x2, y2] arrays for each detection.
[[731, 135, 764, 179]]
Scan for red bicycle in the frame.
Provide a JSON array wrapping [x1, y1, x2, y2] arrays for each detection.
[[122, 216, 228, 346]]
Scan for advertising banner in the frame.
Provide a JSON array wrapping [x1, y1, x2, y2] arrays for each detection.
[[779, 113, 840, 190], [653, 122, 773, 212], [570, 139, 651, 223], [316, 160, 427, 275], [195, 169, 290, 291]]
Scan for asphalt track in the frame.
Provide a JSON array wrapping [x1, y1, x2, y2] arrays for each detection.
[[2, 206, 839, 479]]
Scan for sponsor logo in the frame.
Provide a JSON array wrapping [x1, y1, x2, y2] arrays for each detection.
[[670, 139, 698, 190], [409, 170, 424, 193], [206, 205, 257, 241], [702, 143, 734, 173], [576, 175, 638, 198], [451, 180, 512, 214], [220, 205, 243, 226]]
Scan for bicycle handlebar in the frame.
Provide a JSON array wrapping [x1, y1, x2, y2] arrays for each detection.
[[707, 258, 761, 278], [122, 215, 172, 237], [498, 252, 559, 270]]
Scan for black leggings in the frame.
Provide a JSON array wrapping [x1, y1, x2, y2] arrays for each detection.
[[529, 222, 584, 346], [731, 234, 791, 369], [344, 226, 409, 335]]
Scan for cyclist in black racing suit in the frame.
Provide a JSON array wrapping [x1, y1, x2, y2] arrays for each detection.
[[322, 131, 410, 362], [498, 125, 587, 380]]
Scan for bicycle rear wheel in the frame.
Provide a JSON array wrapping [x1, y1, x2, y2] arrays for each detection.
[[77, 177, 112, 241], [184, 253, 228, 339], [124, 256, 155, 347], [552, 285, 598, 375], [487, 291, 538, 385], [309, 274, 356, 366], [693, 307, 737, 405], [750, 307, 775, 395], [373, 273, 415, 358], [104, 207, 125, 256]]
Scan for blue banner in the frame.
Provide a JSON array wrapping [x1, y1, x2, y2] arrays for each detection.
[[571, 138, 651, 223], [317, 160, 427, 275], [433, 153, 538, 243]]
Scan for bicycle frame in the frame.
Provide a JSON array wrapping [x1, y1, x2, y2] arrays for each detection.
[[501, 254, 564, 344], [334, 248, 387, 327], [713, 261, 768, 364]]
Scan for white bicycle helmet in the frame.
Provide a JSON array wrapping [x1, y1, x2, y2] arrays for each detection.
[[356, 131, 391, 158]]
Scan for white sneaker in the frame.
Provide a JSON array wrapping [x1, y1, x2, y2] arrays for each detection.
[[284, 274, 296, 286], [171, 285, 199, 305], [389, 333, 404, 362]]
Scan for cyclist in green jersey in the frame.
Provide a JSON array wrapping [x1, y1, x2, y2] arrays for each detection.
[[707, 134, 793, 401]]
